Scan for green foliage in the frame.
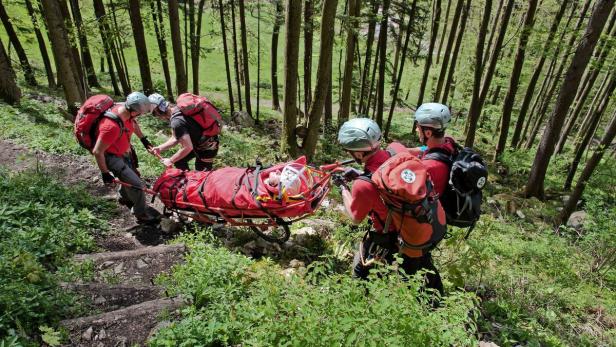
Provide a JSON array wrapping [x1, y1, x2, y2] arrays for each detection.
[[0, 170, 108, 341], [151, 233, 479, 346]]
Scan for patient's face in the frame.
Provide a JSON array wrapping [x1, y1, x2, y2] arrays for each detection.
[[267, 171, 281, 186]]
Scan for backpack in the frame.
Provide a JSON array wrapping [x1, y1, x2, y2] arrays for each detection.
[[176, 93, 222, 137], [370, 151, 448, 258], [74, 94, 123, 151], [423, 145, 488, 235]]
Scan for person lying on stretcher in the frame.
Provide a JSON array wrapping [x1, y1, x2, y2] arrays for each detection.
[[260, 162, 314, 202]]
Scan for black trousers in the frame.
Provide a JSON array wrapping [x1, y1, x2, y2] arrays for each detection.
[[352, 231, 444, 296]]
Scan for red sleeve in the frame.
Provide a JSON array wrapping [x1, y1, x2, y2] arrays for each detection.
[[422, 159, 450, 196], [349, 180, 378, 222], [97, 118, 121, 145]]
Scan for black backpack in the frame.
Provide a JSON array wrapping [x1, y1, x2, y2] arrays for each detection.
[[423, 144, 487, 238]]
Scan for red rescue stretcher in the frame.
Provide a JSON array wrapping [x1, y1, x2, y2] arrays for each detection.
[[145, 156, 350, 243]]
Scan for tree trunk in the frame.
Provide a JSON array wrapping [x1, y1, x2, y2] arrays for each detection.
[[151, 0, 174, 100], [168, 0, 187, 94], [93, 0, 129, 95], [556, 15, 616, 154], [219, 0, 235, 113], [41, 0, 85, 117], [303, 0, 338, 160], [0, 1, 37, 86], [230, 0, 243, 110], [282, 0, 302, 157], [441, 0, 471, 104], [375, 0, 391, 128], [559, 109, 616, 225], [384, 0, 417, 139], [69, 0, 99, 88], [482, 0, 504, 71], [304, 0, 314, 114], [108, 0, 129, 91], [464, 0, 492, 147], [366, 42, 379, 118], [271, 0, 283, 111], [494, 0, 538, 160], [524, 0, 614, 199], [417, 0, 441, 107], [563, 73, 615, 190], [128, 0, 153, 94], [25, 0, 55, 88], [510, 0, 571, 148], [339, 0, 359, 125], [238, 0, 252, 116], [324, 65, 333, 132], [436, 0, 452, 64], [0, 39, 20, 104], [358, 0, 379, 114], [433, 0, 464, 102]]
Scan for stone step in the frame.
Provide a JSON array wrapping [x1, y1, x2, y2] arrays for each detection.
[[73, 244, 186, 285], [62, 283, 165, 313], [61, 297, 185, 347]]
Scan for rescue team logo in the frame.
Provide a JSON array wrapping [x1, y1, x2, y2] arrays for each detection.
[[400, 169, 416, 184], [477, 176, 486, 189]]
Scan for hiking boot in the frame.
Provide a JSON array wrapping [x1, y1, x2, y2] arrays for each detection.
[[135, 207, 161, 224], [118, 196, 134, 209]]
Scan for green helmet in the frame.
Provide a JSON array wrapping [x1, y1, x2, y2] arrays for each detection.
[[337, 118, 382, 151], [414, 103, 451, 130], [125, 92, 151, 114]]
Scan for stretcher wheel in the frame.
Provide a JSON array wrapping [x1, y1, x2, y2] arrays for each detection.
[[250, 224, 291, 244]]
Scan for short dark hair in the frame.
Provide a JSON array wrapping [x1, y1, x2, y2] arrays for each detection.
[[420, 126, 445, 138]]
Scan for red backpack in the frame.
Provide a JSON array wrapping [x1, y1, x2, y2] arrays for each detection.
[[176, 93, 222, 137], [371, 151, 447, 258], [74, 94, 122, 151]]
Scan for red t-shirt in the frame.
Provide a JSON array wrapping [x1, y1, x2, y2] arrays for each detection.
[[97, 106, 135, 157], [348, 142, 407, 233], [419, 137, 457, 197]]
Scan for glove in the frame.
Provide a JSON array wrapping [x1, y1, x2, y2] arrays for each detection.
[[342, 167, 362, 181], [101, 171, 115, 184], [332, 174, 349, 191], [140, 136, 153, 150]]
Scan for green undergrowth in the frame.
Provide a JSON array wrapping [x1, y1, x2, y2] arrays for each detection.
[[151, 230, 479, 346], [0, 169, 111, 344]]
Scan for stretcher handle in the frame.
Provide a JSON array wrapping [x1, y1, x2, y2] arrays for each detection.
[[319, 159, 355, 172], [113, 179, 157, 195]]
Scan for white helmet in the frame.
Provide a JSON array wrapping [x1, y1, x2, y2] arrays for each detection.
[[148, 93, 169, 113], [414, 103, 451, 130], [337, 118, 382, 152]]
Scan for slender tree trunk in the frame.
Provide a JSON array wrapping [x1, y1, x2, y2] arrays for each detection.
[[219, 0, 235, 113], [230, 1, 243, 110], [385, 0, 417, 139], [25, 0, 55, 88], [391, 11, 405, 90], [525, 0, 614, 198], [271, 0, 283, 111], [556, 16, 616, 154], [510, 0, 571, 148], [339, 0, 359, 125], [433, 0, 464, 101], [464, 0, 492, 147], [41, 0, 85, 117], [127, 0, 153, 94], [304, 0, 314, 114], [151, 0, 173, 100], [303, 0, 338, 160], [93, 0, 124, 95], [0, 1, 37, 86], [494, 0, 538, 160], [282, 0, 302, 157], [324, 65, 333, 132], [564, 73, 615, 190], [238, 0, 252, 116], [59, 0, 86, 94], [168, 0, 187, 94], [0, 39, 20, 104], [559, 109, 616, 225], [69, 0, 99, 88], [417, 0, 441, 107], [575, 72, 612, 148], [109, 0, 130, 91], [193, 0, 206, 94], [184, 1, 189, 78], [482, 0, 504, 70], [366, 42, 379, 119], [358, 0, 379, 114], [375, 0, 391, 127], [441, 0, 471, 104], [436, 0, 452, 64]]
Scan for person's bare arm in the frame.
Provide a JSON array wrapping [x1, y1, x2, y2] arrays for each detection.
[[92, 137, 112, 173], [162, 134, 193, 167], [133, 120, 145, 139], [341, 186, 363, 224]]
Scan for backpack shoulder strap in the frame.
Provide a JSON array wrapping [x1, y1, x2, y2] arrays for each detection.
[[423, 147, 454, 166], [102, 110, 125, 138]]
